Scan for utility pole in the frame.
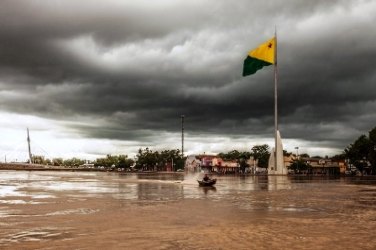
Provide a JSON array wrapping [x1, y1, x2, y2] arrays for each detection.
[[181, 115, 184, 158], [27, 128, 32, 164]]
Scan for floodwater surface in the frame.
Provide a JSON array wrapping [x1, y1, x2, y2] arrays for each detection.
[[0, 171, 376, 249]]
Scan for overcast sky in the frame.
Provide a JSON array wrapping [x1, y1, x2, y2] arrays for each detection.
[[1, 0, 376, 161]]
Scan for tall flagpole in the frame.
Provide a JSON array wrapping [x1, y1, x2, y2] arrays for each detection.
[[274, 28, 278, 173]]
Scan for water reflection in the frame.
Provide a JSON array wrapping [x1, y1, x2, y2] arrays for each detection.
[[1, 171, 376, 205], [2, 171, 376, 249], [200, 186, 217, 195]]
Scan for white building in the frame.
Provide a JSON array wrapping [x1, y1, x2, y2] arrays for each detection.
[[185, 155, 201, 172]]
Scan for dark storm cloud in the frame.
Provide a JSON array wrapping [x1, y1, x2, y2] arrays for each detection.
[[0, 0, 375, 152]]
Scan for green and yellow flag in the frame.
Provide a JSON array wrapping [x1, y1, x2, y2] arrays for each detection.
[[242, 37, 275, 77]]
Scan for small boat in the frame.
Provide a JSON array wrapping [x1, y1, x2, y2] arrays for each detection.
[[197, 178, 217, 187]]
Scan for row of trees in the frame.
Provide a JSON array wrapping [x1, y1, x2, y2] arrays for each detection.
[[28, 126, 376, 174], [31, 154, 134, 169], [30, 148, 184, 171], [30, 146, 281, 171], [135, 148, 185, 171], [31, 155, 85, 167]]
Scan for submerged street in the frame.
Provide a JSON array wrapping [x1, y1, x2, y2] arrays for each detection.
[[1, 171, 376, 249]]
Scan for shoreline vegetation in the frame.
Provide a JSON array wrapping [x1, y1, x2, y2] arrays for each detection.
[[0, 162, 368, 178], [1, 126, 376, 175]]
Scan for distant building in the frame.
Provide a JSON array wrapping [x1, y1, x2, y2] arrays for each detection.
[[212, 158, 239, 174], [80, 163, 95, 168], [303, 157, 341, 175], [284, 155, 293, 168], [200, 155, 215, 173], [185, 155, 201, 172], [185, 155, 240, 174]]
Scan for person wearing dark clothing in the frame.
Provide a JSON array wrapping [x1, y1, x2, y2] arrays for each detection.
[[203, 174, 210, 182]]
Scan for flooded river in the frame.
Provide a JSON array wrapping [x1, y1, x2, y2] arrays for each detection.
[[1, 170, 376, 249]]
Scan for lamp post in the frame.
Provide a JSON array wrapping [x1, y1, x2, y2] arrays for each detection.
[[295, 147, 299, 173]]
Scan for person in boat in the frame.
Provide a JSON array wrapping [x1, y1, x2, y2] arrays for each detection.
[[203, 174, 211, 182]]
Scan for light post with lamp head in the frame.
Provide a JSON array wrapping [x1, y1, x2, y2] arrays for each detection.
[[295, 147, 299, 173]]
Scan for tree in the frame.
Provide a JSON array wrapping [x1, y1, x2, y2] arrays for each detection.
[[95, 154, 123, 169], [251, 144, 270, 168], [312, 156, 323, 159], [135, 148, 158, 170], [288, 159, 311, 173], [31, 155, 45, 164], [118, 155, 134, 169], [216, 150, 251, 173], [331, 154, 346, 161], [160, 149, 185, 170], [299, 153, 310, 158], [217, 151, 251, 161], [218, 150, 240, 161], [343, 126, 376, 175], [63, 157, 85, 167], [238, 157, 249, 173], [283, 150, 292, 157], [52, 158, 63, 166], [135, 148, 185, 171], [344, 134, 370, 174], [368, 127, 376, 173]]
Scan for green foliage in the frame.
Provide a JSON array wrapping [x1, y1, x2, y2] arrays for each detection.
[[135, 148, 185, 171], [288, 159, 311, 173], [238, 157, 249, 173], [343, 126, 376, 174], [251, 144, 270, 168], [368, 127, 376, 172], [217, 150, 251, 161], [299, 153, 310, 158], [331, 153, 346, 161], [344, 134, 370, 172], [118, 155, 134, 168], [31, 155, 45, 164], [94, 154, 134, 169], [283, 150, 292, 157], [63, 157, 85, 167], [52, 158, 63, 166], [217, 150, 251, 173]]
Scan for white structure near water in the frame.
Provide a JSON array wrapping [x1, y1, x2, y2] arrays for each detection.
[[268, 130, 287, 175]]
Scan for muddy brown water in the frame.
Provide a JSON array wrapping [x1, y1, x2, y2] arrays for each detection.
[[1, 171, 376, 249]]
